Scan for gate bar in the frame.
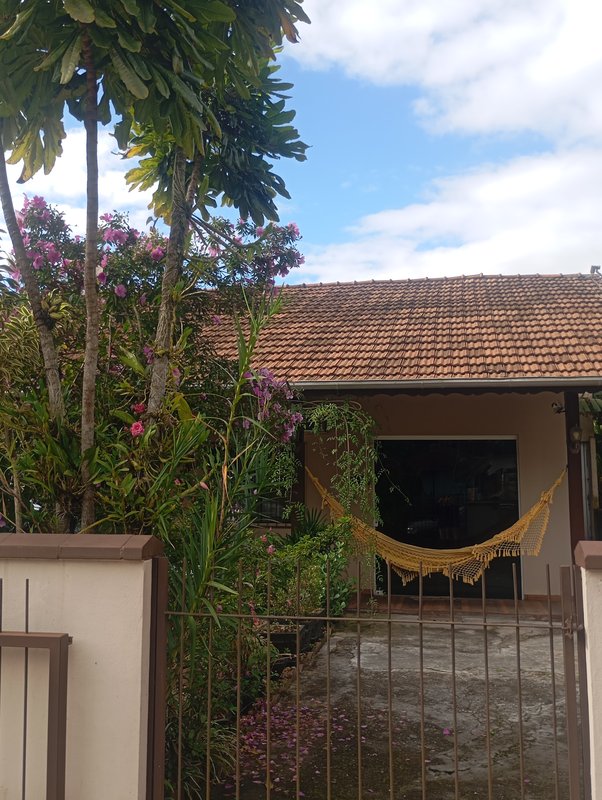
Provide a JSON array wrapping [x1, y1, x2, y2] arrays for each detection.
[[560, 565, 582, 800]]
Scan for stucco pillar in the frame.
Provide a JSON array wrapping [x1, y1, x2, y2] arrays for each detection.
[[575, 541, 602, 799], [0, 533, 167, 800]]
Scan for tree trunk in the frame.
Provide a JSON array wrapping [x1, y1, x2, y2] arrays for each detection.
[[5, 432, 23, 533], [0, 139, 65, 422], [80, 30, 99, 531], [147, 146, 189, 418]]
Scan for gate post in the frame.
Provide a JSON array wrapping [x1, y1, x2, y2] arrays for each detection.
[[575, 541, 602, 799], [0, 534, 166, 800]]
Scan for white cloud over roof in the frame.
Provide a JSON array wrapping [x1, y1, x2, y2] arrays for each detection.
[[302, 148, 602, 281]]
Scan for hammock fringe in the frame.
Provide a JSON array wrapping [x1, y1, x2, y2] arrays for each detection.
[[306, 468, 566, 586]]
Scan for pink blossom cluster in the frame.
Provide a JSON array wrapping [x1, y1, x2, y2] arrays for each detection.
[[245, 368, 302, 442], [13, 197, 74, 279], [129, 396, 146, 437]]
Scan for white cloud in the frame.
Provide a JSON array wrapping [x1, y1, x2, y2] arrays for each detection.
[[300, 148, 602, 282], [2, 128, 154, 234], [293, 0, 602, 142]]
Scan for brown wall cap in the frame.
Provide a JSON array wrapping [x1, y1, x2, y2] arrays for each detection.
[[575, 540, 602, 569], [0, 533, 164, 561]]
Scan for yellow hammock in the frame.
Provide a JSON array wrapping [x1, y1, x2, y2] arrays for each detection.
[[306, 467, 566, 586]]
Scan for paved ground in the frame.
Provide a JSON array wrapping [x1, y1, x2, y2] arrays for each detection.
[[218, 610, 577, 800]]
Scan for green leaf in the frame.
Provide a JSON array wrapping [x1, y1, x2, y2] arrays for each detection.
[[206, 580, 237, 595], [118, 348, 146, 376], [117, 28, 142, 53], [149, 66, 170, 98], [34, 41, 70, 72], [119, 0, 140, 14], [124, 50, 150, 80], [0, 8, 34, 40], [137, 5, 156, 33], [110, 47, 148, 99], [63, 0, 95, 24], [94, 8, 117, 28], [164, 1, 196, 22], [173, 393, 195, 421], [112, 410, 136, 425], [60, 34, 82, 84]]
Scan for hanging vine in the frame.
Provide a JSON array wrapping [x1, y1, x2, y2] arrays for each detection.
[[303, 400, 378, 521]]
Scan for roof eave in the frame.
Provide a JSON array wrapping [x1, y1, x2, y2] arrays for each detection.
[[293, 376, 602, 391]]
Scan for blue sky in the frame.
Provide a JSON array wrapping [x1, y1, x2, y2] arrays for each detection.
[[5, 0, 602, 283], [274, 54, 548, 245]]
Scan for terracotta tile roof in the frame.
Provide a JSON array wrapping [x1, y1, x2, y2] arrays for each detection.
[[209, 273, 602, 387]]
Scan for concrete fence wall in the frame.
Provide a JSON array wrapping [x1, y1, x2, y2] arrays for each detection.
[[0, 534, 166, 800], [576, 541, 602, 800]]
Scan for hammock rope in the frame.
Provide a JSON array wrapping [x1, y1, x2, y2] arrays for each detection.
[[306, 467, 566, 585]]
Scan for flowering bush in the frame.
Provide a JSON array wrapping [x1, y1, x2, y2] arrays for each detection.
[[0, 197, 305, 534]]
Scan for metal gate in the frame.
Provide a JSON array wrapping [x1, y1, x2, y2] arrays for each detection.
[[167, 562, 590, 800]]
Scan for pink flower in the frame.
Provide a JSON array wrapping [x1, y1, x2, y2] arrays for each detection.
[[130, 421, 144, 437], [208, 246, 220, 257], [131, 402, 146, 414], [287, 222, 300, 237], [143, 345, 154, 364], [266, 544, 276, 555], [216, 604, 223, 613], [101, 253, 109, 268], [255, 226, 264, 236], [32, 254, 44, 269], [260, 534, 268, 543], [150, 246, 165, 261], [114, 284, 127, 298], [46, 246, 61, 264], [139, 293, 147, 306], [442, 728, 452, 736], [103, 228, 128, 246], [199, 481, 209, 491], [174, 478, 183, 486], [100, 213, 113, 223], [211, 314, 221, 325], [171, 367, 181, 385], [97, 271, 107, 285]]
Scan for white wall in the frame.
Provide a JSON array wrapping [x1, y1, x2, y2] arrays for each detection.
[[0, 557, 153, 800]]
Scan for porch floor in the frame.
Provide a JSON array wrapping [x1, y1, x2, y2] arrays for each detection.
[[347, 591, 561, 619]]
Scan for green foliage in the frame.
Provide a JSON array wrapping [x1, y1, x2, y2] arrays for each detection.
[[0, 0, 308, 223], [241, 520, 355, 619], [305, 401, 379, 521], [125, 59, 307, 224]]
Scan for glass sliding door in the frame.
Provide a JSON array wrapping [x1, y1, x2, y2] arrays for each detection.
[[376, 438, 520, 598]]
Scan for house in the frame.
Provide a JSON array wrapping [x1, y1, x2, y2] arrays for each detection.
[[216, 272, 602, 598]]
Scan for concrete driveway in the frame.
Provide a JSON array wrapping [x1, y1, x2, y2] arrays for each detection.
[[219, 609, 580, 800]]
